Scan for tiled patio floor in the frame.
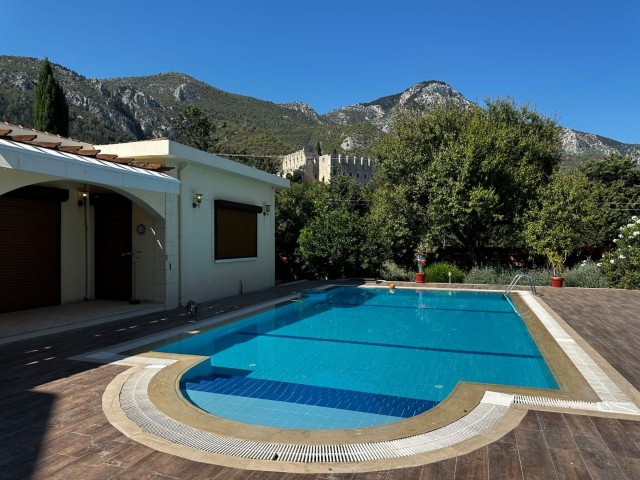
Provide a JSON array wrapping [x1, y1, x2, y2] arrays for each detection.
[[1, 283, 639, 479]]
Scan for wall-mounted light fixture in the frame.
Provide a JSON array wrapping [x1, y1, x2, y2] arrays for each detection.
[[263, 204, 271, 216], [192, 193, 203, 208], [77, 190, 89, 207]]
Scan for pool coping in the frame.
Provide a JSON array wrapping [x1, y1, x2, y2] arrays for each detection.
[[94, 286, 640, 473]]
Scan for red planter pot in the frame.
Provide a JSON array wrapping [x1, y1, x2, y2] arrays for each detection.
[[550, 276, 564, 288], [415, 272, 426, 283]]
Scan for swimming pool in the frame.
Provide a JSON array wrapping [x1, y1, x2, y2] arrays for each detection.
[[155, 287, 558, 430]]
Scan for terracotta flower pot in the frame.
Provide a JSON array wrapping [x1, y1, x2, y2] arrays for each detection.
[[550, 276, 564, 288], [415, 272, 426, 283]]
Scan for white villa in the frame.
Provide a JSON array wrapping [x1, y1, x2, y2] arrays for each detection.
[[0, 123, 289, 314]]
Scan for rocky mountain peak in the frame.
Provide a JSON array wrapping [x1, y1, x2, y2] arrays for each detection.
[[397, 81, 474, 109], [322, 80, 472, 132], [279, 101, 320, 122]]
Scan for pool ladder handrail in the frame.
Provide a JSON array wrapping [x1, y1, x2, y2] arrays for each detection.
[[503, 274, 537, 297]]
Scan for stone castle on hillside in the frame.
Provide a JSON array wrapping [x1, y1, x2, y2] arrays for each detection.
[[279, 147, 376, 184]]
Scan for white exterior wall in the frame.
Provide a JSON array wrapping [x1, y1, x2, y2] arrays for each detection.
[[98, 140, 288, 307], [60, 185, 89, 303], [175, 162, 275, 302]]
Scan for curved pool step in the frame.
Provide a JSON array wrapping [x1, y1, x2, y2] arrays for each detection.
[[120, 365, 512, 463]]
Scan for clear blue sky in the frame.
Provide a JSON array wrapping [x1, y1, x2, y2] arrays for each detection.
[[4, 0, 639, 143]]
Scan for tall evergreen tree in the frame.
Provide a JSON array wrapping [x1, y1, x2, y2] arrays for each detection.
[[33, 58, 69, 136], [173, 104, 218, 152]]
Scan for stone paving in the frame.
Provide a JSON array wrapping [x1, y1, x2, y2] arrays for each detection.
[[0, 282, 639, 479]]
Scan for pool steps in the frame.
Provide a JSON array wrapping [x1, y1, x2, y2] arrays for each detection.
[[116, 360, 638, 464]]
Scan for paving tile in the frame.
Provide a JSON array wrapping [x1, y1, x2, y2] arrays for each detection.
[[514, 427, 557, 480], [494, 429, 517, 445], [386, 466, 423, 479], [563, 414, 600, 438], [351, 471, 388, 480], [28, 452, 78, 478], [315, 473, 356, 480], [574, 434, 626, 480], [514, 411, 540, 431], [102, 442, 156, 469], [615, 456, 640, 480], [419, 458, 455, 479], [179, 463, 228, 480], [283, 473, 320, 480], [616, 418, 640, 444], [454, 447, 488, 480], [246, 470, 283, 480], [537, 411, 578, 451], [547, 448, 591, 480], [591, 417, 640, 459], [487, 439, 522, 480]]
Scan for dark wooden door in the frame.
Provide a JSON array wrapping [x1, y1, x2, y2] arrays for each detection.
[[0, 196, 61, 312], [94, 194, 132, 301]]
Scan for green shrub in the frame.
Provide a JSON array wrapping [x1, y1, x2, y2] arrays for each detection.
[[463, 266, 513, 285], [425, 262, 465, 283], [563, 260, 609, 288], [464, 263, 608, 288], [379, 261, 413, 281], [526, 268, 555, 286], [462, 265, 551, 285]]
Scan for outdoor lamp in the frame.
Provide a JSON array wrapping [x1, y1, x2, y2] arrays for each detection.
[[192, 193, 202, 208], [78, 190, 88, 207], [263, 204, 271, 216]]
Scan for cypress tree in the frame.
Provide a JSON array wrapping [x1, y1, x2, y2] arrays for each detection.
[[33, 58, 69, 136]]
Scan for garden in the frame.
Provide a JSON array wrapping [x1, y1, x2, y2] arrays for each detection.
[[275, 100, 640, 290]]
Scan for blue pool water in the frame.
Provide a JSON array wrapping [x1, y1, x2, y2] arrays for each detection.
[[156, 287, 558, 430]]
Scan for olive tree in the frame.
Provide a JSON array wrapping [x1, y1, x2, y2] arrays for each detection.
[[373, 98, 561, 265], [524, 170, 601, 275]]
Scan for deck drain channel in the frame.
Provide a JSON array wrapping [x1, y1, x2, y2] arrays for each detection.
[[119, 366, 511, 463], [513, 395, 640, 415]]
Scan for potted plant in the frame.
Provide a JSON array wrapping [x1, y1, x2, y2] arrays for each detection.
[[415, 254, 426, 283], [524, 171, 599, 289], [547, 250, 565, 288]]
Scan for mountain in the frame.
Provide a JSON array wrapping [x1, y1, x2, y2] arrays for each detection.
[[321, 80, 474, 132], [0, 55, 638, 165], [561, 128, 640, 165], [0, 55, 378, 160]]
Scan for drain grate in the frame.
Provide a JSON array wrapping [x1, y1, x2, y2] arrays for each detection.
[[120, 366, 511, 463], [513, 394, 640, 415], [513, 395, 600, 411]]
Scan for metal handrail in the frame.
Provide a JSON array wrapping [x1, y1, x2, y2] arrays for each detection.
[[504, 274, 537, 297]]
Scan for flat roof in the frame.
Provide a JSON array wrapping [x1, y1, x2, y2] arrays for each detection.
[[97, 139, 290, 189]]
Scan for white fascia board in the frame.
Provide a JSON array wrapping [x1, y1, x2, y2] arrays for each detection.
[[97, 140, 290, 189], [168, 142, 290, 189], [0, 139, 180, 194]]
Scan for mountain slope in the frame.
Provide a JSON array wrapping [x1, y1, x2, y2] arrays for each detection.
[[0, 55, 637, 163]]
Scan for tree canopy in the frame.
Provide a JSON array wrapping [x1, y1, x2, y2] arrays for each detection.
[[173, 104, 219, 152], [524, 170, 601, 274], [578, 153, 640, 248], [33, 58, 69, 136], [372, 99, 562, 264]]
